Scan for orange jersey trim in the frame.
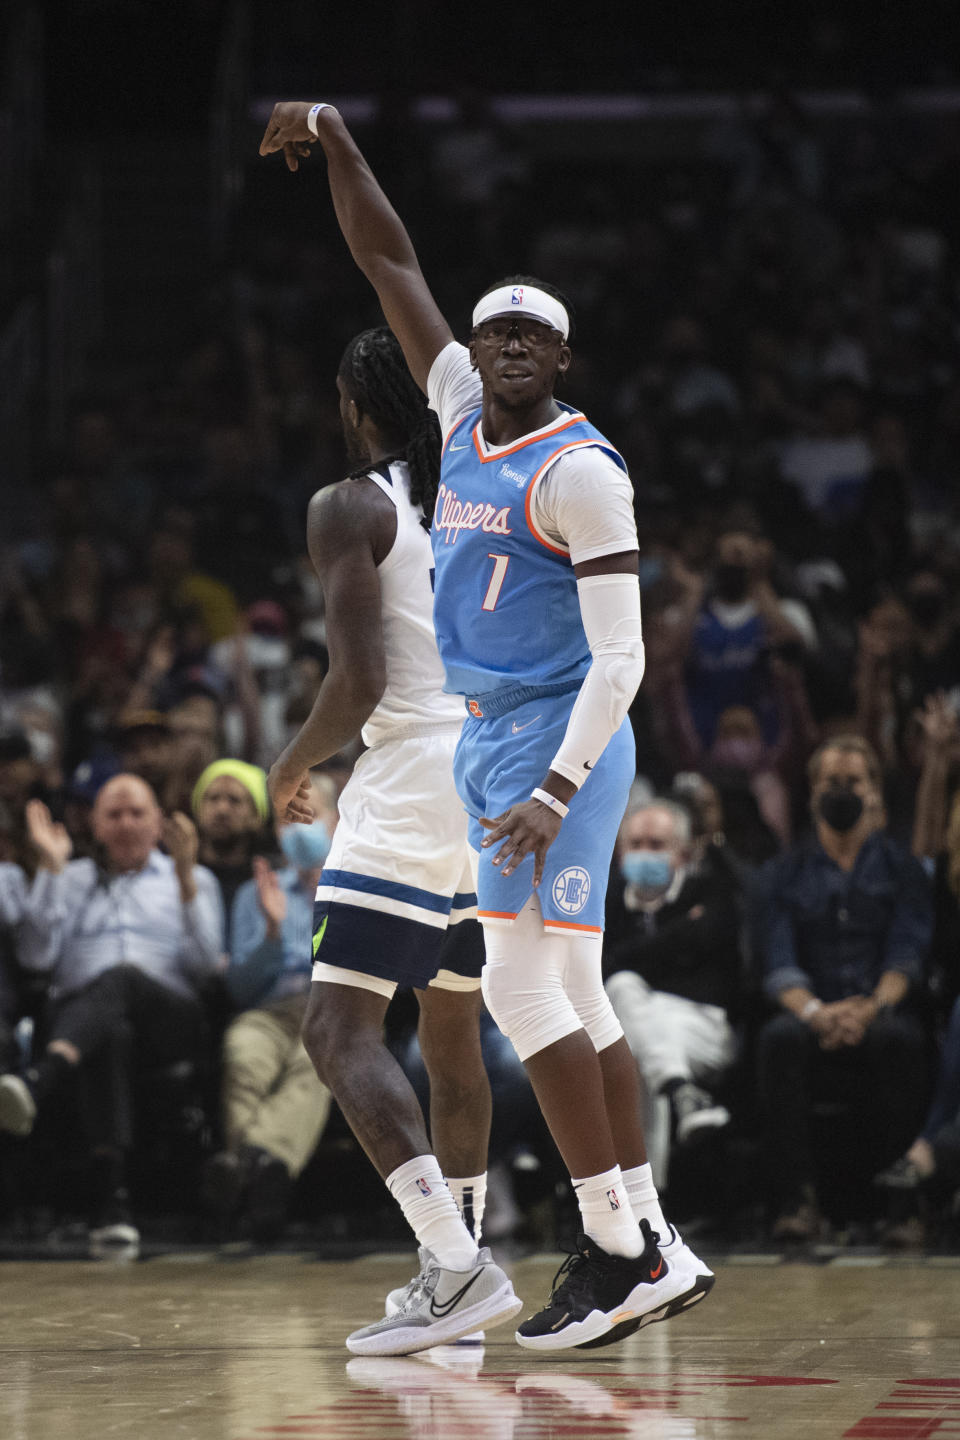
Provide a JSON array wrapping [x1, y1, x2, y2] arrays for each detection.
[[523, 438, 623, 557], [472, 413, 586, 465], [543, 918, 604, 935]]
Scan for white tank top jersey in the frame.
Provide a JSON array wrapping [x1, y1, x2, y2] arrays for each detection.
[[360, 459, 465, 749]]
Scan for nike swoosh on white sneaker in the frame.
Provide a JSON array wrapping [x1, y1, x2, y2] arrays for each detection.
[[429, 1269, 482, 1317], [511, 714, 542, 734]]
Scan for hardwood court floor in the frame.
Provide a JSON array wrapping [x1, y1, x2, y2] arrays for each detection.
[[2, 1251, 959, 1440]]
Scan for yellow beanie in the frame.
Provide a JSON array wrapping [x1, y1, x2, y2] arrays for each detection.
[[192, 759, 270, 823]]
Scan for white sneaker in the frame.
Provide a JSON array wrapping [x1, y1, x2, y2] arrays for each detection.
[[347, 1247, 522, 1356], [574, 1222, 714, 1349], [672, 1081, 730, 1147], [386, 1248, 484, 1344]]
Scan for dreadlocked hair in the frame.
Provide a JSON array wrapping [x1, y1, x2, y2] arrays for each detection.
[[338, 326, 442, 529], [476, 274, 576, 342]]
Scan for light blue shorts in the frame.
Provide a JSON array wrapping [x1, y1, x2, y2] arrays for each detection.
[[453, 683, 635, 935]]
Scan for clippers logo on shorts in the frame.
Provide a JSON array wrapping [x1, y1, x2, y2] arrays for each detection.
[[607, 1187, 622, 1211], [468, 700, 484, 718], [416, 1177, 432, 1197], [512, 286, 523, 304], [552, 865, 591, 915]]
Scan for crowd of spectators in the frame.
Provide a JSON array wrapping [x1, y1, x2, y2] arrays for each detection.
[[1, 89, 959, 1254]]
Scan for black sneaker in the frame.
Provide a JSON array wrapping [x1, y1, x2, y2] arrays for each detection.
[[515, 1220, 667, 1351], [575, 1222, 716, 1349]]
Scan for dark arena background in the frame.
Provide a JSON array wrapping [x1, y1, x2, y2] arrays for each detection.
[[2, 3, 960, 1437]]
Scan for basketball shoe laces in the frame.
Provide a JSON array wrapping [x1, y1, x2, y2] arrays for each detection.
[[547, 1224, 663, 1307], [397, 1257, 440, 1313]]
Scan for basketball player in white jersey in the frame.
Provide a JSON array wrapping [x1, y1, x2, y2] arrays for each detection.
[[267, 326, 520, 1355], [262, 100, 715, 1353]]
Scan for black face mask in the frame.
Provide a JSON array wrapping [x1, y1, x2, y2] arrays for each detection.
[[817, 786, 864, 833], [714, 562, 750, 602]]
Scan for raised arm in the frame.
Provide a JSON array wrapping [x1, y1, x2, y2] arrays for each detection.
[[267, 480, 390, 820], [259, 102, 453, 392]]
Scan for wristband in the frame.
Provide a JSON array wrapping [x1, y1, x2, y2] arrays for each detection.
[[800, 997, 822, 1023], [531, 788, 569, 820], [306, 102, 330, 137]]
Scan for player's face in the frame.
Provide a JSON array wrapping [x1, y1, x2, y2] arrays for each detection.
[[469, 317, 570, 410]]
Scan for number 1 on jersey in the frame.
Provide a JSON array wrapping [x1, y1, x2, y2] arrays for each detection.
[[482, 553, 510, 612]]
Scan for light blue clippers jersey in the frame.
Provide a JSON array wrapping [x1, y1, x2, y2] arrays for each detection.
[[431, 404, 627, 699]]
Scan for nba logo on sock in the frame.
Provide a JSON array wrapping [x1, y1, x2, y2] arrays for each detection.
[[416, 1177, 432, 1196], [606, 1187, 621, 1211]]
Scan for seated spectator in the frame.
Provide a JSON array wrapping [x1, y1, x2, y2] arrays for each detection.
[[201, 775, 337, 1241], [754, 735, 931, 1240], [0, 776, 223, 1256], [604, 798, 742, 1186], [192, 758, 272, 926], [875, 995, 960, 1217]]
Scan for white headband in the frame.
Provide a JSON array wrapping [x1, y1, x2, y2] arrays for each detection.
[[472, 284, 569, 341]]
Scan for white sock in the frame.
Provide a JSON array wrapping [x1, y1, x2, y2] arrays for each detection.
[[446, 1173, 487, 1244], [572, 1165, 643, 1257], [386, 1155, 479, 1270], [621, 1162, 669, 1241]]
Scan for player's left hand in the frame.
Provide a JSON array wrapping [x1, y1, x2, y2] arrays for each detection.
[[268, 764, 315, 824], [258, 100, 325, 172], [479, 800, 562, 887]]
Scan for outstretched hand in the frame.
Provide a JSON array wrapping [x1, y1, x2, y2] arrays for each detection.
[[479, 799, 562, 888], [24, 799, 73, 872], [259, 101, 327, 172]]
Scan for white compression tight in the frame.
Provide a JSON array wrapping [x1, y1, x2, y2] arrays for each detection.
[[480, 894, 624, 1063]]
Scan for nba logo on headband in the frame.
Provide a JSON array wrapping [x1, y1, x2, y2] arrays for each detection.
[[511, 287, 523, 305]]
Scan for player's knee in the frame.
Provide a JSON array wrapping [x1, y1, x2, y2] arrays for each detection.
[[418, 989, 483, 1076], [574, 990, 624, 1053], [481, 963, 578, 1063]]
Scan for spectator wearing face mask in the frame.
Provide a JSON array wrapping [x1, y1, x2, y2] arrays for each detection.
[[654, 529, 815, 756], [753, 735, 932, 1241], [200, 774, 337, 1241], [603, 799, 742, 1185]]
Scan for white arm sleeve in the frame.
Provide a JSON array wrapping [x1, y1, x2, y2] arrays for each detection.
[[548, 573, 645, 789]]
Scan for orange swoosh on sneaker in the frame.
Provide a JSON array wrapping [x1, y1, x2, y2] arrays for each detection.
[[650, 1258, 663, 1280]]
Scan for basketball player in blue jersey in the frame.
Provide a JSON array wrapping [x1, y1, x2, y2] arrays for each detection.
[[261, 102, 714, 1351], [267, 326, 521, 1355]]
